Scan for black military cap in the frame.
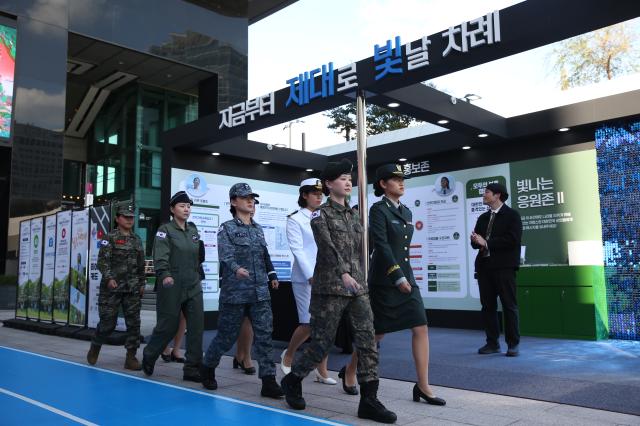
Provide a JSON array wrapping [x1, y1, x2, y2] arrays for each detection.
[[170, 190, 193, 206], [375, 164, 407, 181], [373, 164, 407, 196], [321, 158, 353, 181], [229, 182, 259, 199], [116, 205, 135, 217], [486, 182, 509, 202]]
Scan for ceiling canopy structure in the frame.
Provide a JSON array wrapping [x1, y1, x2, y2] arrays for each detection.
[[163, 0, 640, 169]]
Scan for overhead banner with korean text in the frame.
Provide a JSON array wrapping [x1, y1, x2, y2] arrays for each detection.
[[39, 214, 57, 322], [16, 220, 30, 318], [69, 209, 89, 326], [53, 210, 71, 323], [27, 217, 44, 319]]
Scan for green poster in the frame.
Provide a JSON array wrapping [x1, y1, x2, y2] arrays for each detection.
[[510, 150, 602, 265]]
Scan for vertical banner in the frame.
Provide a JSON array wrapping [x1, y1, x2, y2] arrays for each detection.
[[88, 205, 120, 329], [69, 209, 89, 326], [16, 220, 30, 318], [27, 217, 44, 319], [39, 215, 57, 322], [53, 210, 71, 323]]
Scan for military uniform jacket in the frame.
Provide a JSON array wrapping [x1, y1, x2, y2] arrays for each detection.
[[97, 228, 146, 293], [310, 198, 366, 297], [286, 208, 317, 283], [368, 198, 416, 288], [153, 220, 202, 294], [217, 217, 278, 304]]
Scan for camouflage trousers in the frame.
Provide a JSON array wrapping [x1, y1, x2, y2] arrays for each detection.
[[203, 300, 275, 378], [292, 293, 378, 383], [93, 290, 141, 350]]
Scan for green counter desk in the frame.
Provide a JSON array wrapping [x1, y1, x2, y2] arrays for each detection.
[[517, 265, 609, 340]]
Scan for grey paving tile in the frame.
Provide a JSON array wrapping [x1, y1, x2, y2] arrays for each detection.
[[2, 324, 636, 426]]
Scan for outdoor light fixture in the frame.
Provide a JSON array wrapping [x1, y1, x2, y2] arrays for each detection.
[[462, 146, 471, 150], [478, 133, 488, 138], [398, 158, 407, 162], [463, 93, 482, 102], [211, 152, 220, 156], [262, 161, 270, 165], [558, 127, 570, 132], [306, 168, 313, 172], [387, 102, 400, 108], [437, 119, 449, 125]]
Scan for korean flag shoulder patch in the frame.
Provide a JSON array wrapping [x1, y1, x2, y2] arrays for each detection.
[[311, 210, 321, 220], [156, 231, 167, 239], [100, 239, 109, 247]]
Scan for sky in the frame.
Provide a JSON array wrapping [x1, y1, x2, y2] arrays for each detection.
[[247, 0, 640, 152]]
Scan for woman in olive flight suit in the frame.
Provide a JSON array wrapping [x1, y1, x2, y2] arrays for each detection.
[[142, 191, 204, 383]]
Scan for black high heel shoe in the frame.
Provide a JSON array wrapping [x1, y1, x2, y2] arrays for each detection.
[[160, 353, 171, 362], [171, 353, 185, 363], [338, 366, 358, 395], [233, 357, 256, 375], [412, 384, 446, 406]]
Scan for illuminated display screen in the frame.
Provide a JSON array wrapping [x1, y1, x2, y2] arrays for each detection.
[[596, 121, 640, 340], [0, 23, 16, 139]]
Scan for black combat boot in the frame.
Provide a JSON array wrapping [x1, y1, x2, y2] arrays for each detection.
[[201, 365, 217, 390], [124, 348, 142, 370], [86, 343, 101, 365], [281, 372, 305, 409], [261, 375, 284, 398], [141, 356, 155, 376], [183, 368, 202, 383], [358, 380, 397, 424]]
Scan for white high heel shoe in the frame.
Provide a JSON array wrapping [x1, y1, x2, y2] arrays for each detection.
[[314, 369, 337, 385], [280, 349, 291, 375]]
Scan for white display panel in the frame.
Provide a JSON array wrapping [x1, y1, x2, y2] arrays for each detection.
[[171, 168, 299, 311]]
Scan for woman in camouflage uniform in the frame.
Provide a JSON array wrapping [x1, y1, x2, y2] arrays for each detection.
[[281, 159, 397, 424]]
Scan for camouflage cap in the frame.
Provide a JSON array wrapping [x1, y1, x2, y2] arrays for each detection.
[[116, 204, 135, 217], [229, 182, 259, 199]]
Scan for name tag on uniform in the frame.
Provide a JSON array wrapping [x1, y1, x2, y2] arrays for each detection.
[[116, 239, 126, 244], [235, 232, 248, 238]]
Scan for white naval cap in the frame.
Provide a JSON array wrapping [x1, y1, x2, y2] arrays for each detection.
[[299, 178, 322, 190]]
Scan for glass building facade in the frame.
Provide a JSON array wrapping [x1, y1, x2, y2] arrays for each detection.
[[0, 0, 277, 272]]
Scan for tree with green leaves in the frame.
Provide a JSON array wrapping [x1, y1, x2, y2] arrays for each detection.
[[325, 103, 415, 141], [551, 23, 639, 90]]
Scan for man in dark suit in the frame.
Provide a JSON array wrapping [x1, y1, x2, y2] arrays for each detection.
[[470, 183, 523, 357]]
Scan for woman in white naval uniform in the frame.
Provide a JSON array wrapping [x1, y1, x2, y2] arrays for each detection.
[[280, 178, 336, 385]]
